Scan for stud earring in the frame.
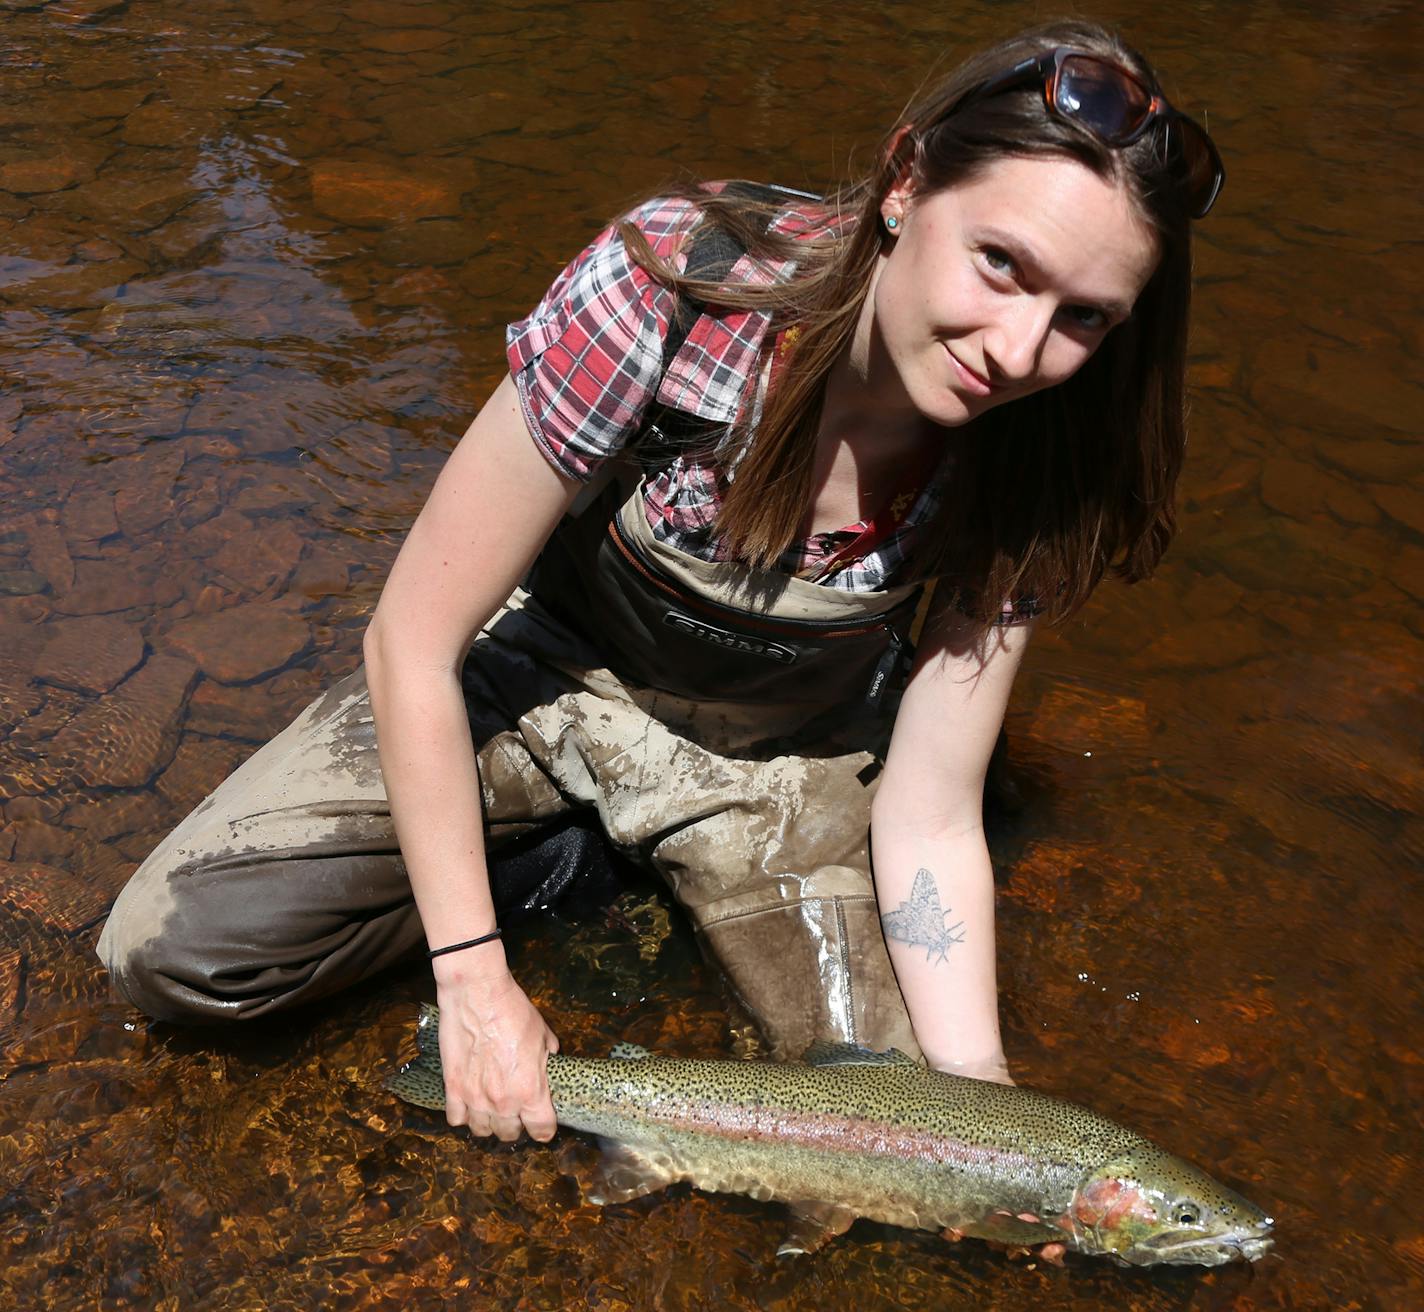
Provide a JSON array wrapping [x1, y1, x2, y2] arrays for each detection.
[[884, 214, 900, 232]]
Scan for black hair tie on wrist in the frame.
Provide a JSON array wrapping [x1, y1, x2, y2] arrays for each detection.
[[427, 928, 503, 960]]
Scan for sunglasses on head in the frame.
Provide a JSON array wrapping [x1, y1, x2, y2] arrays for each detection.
[[961, 47, 1225, 219]]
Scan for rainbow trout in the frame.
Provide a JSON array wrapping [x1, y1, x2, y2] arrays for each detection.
[[388, 1005, 1273, 1267]]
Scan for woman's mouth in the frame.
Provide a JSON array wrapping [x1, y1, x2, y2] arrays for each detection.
[[944, 345, 994, 397]]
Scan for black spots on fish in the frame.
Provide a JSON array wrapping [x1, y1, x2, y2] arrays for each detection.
[[610, 1042, 652, 1061], [801, 1041, 918, 1068]]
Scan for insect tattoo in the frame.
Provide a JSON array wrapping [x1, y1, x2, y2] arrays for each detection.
[[880, 868, 966, 965]]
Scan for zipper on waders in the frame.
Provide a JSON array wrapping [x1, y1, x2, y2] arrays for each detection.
[[864, 626, 905, 710]]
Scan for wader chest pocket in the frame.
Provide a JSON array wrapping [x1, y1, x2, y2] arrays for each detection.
[[528, 481, 922, 709], [587, 512, 917, 708]]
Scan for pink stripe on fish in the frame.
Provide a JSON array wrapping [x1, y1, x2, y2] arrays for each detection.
[[639, 1096, 1046, 1175]]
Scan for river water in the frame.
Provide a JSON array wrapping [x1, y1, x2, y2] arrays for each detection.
[[0, 0, 1419, 1307]]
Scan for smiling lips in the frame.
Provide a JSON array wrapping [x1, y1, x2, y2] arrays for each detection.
[[943, 343, 995, 396]]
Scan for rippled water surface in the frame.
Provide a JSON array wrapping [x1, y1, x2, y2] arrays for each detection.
[[1, 0, 1420, 1307]]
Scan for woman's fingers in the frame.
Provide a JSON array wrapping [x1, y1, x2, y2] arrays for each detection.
[[521, 1098, 558, 1144], [458, 1085, 558, 1143], [434, 974, 561, 1141], [489, 1114, 524, 1143]]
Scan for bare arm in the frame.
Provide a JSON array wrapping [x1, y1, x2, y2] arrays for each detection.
[[870, 610, 1033, 1083], [363, 373, 581, 1140]]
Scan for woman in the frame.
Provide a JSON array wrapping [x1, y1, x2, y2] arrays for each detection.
[[98, 22, 1222, 1146]]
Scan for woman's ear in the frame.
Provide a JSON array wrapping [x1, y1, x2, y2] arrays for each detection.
[[880, 124, 917, 227]]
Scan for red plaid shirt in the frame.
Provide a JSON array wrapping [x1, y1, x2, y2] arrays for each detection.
[[506, 192, 956, 592]]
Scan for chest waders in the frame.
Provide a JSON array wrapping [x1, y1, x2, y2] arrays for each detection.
[[97, 193, 927, 1062]]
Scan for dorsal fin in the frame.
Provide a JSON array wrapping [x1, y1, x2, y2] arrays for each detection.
[[609, 1042, 652, 1061], [801, 1040, 918, 1068]]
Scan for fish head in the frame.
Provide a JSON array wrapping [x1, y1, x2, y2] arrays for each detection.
[[1065, 1146, 1274, 1267]]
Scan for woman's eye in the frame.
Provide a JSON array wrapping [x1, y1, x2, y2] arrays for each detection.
[[1065, 304, 1108, 331], [980, 246, 1016, 276]]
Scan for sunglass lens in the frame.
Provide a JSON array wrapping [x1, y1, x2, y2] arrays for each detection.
[[1167, 117, 1224, 217], [1056, 55, 1151, 140]]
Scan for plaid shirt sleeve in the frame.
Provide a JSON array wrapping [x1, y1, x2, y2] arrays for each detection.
[[505, 198, 702, 482]]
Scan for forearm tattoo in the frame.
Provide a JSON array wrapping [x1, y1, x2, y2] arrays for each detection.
[[880, 868, 966, 965]]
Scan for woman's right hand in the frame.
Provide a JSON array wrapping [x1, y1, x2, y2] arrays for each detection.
[[363, 372, 580, 1145], [433, 952, 560, 1143]]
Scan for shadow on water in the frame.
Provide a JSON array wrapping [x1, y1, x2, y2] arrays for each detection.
[[0, 0, 1420, 1307]]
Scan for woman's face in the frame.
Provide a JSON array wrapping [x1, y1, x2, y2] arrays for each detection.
[[862, 153, 1161, 428]]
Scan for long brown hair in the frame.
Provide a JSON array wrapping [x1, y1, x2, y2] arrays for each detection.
[[619, 20, 1198, 628]]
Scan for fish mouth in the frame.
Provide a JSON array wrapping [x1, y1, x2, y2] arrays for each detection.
[[1118, 1229, 1274, 1267]]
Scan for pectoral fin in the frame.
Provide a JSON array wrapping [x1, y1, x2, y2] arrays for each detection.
[[960, 1210, 1064, 1247], [776, 1201, 858, 1257], [583, 1138, 680, 1206]]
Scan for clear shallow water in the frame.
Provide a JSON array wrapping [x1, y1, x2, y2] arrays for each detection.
[[0, 0, 1419, 1307]]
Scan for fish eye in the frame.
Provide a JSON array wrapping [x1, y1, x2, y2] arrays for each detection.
[[1175, 1207, 1200, 1226]]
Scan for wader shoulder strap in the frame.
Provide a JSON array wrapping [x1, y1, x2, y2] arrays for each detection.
[[638, 181, 822, 473], [659, 181, 822, 373]]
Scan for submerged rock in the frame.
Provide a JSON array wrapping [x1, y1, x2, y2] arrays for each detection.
[[35, 616, 145, 694], [163, 602, 308, 683], [155, 737, 255, 816], [1025, 686, 1150, 756], [122, 102, 221, 150], [62, 492, 120, 544], [47, 654, 199, 788], [0, 946, 21, 1016], [21, 518, 75, 594], [209, 521, 304, 596], [0, 158, 92, 195], [0, 859, 112, 936], [1373, 484, 1424, 536], [360, 28, 452, 54], [55, 553, 181, 616], [309, 159, 462, 227], [0, 568, 47, 597]]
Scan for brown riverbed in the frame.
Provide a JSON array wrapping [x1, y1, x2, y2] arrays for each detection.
[[1, 0, 1420, 1308]]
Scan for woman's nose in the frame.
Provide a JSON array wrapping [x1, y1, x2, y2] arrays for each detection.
[[983, 297, 1054, 382]]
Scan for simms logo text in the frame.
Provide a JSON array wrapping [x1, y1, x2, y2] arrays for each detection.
[[662, 612, 797, 664]]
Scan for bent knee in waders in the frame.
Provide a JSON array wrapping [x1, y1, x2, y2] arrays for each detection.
[[98, 816, 627, 1024], [97, 844, 424, 1024]]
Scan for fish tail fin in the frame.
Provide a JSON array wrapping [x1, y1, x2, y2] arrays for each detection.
[[386, 1049, 447, 1111], [386, 1006, 447, 1111], [415, 1002, 440, 1058]]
